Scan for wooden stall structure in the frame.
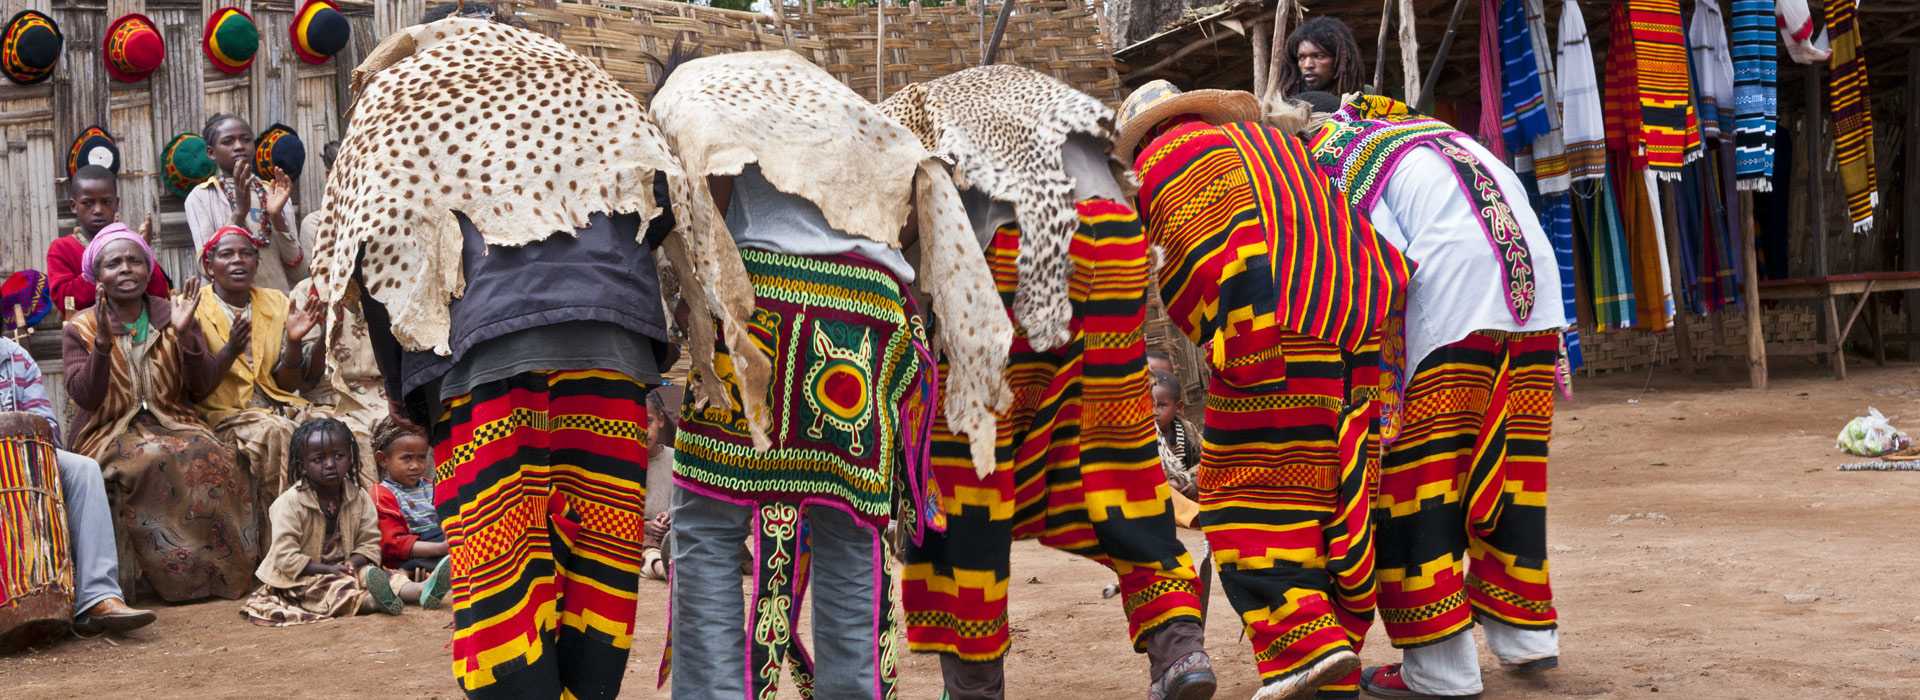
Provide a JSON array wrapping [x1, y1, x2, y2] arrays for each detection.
[[1110, 0, 1916, 389]]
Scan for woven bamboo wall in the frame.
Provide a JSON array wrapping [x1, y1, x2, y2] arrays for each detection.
[[506, 0, 1121, 104]]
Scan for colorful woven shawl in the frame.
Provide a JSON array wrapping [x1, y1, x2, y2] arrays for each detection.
[[1730, 0, 1778, 189], [1557, 0, 1608, 182], [1309, 99, 1537, 325], [1828, 0, 1877, 233], [1604, 8, 1648, 172], [1576, 178, 1637, 328], [1135, 119, 1409, 355], [1477, 0, 1509, 160], [1521, 0, 1569, 195], [1626, 0, 1702, 177]]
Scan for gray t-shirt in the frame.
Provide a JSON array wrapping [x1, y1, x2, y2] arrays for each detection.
[[725, 165, 915, 283]]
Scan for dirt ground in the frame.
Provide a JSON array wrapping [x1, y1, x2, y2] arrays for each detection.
[[6, 361, 1920, 698]]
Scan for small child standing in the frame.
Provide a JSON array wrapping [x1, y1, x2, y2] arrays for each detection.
[[640, 385, 682, 581], [240, 418, 439, 626], [371, 418, 451, 591]]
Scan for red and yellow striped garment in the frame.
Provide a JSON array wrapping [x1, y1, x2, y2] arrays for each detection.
[[1135, 119, 1407, 697], [433, 370, 650, 699], [1374, 330, 1558, 647], [904, 199, 1203, 661]]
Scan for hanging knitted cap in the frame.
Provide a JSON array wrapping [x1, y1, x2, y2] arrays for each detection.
[[162, 132, 218, 197], [2, 10, 62, 86], [254, 123, 305, 180], [290, 0, 350, 65], [203, 7, 260, 75], [103, 13, 165, 83], [0, 270, 51, 333], [68, 126, 120, 177]]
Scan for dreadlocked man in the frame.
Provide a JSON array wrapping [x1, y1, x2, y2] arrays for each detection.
[[1274, 17, 1367, 98]]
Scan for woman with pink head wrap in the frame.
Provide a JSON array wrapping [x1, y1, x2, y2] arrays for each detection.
[[62, 222, 260, 602]]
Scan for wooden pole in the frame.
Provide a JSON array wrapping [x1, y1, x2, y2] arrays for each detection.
[[1740, 190, 1768, 388], [983, 1, 1017, 66], [1263, 0, 1293, 106], [874, 1, 886, 101], [1372, 0, 1393, 90], [1252, 21, 1271, 98], [1417, 0, 1471, 111], [1905, 50, 1920, 360]]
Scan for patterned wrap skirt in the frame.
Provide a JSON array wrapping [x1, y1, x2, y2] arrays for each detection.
[[433, 369, 651, 700], [1374, 330, 1558, 648], [902, 199, 1203, 662], [668, 248, 936, 698]]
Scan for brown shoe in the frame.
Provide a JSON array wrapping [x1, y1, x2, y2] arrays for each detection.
[[74, 598, 156, 635]]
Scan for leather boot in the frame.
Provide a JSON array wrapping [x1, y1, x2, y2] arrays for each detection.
[[73, 598, 156, 635], [1146, 621, 1215, 700], [939, 654, 1005, 700]]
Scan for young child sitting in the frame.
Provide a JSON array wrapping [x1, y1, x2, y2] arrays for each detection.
[[371, 418, 451, 589], [640, 385, 682, 581], [242, 417, 444, 625]]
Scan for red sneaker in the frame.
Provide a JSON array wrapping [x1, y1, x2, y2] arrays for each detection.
[[1360, 665, 1481, 699]]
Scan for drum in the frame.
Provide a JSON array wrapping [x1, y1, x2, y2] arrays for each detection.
[[0, 412, 73, 651]]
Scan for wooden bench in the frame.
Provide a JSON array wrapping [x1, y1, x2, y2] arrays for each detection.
[[1756, 271, 1920, 380]]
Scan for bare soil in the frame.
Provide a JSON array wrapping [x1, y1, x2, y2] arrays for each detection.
[[6, 362, 1918, 698]]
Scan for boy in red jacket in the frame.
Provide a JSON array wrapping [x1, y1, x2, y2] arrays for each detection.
[[46, 165, 170, 316]]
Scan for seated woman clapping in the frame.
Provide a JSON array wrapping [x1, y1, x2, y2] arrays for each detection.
[[60, 223, 257, 602], [192, 226, 327, 543]]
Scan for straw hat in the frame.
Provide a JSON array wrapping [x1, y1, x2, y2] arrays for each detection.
[[2, 10, 62, 86], [103, 13, 165, 83], [1113, 79, 1261, 160]]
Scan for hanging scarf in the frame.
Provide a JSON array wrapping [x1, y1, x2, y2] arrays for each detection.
[[1689, 0, 1737, 141], [1521, 0, 1568, 195], [1626, 0, 1703, 178], [1497, 0, 1552, 153], [1311, 99, 1536, 325], [1827, 0, 1877, 234], [1477, 0, 1510, 160], [1604, 8, 1648, 172], [1558, 0, 1608, 182], [1731, 0, 1779, 188], [1575, 177, 1637, 328]]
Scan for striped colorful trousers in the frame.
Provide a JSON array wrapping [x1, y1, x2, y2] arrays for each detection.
[[903, 199, 1204, 662], [433, 369, 650, 699], [1375, 330, 1558, 648], [1199, 332, 1382, 698]]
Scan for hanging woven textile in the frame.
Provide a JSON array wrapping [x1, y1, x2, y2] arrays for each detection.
[[1730, 0, 1778, 189], [1576, 177, 1638, 328], [1497, 0, 1552, 152], [1827, 0, 1877, 234], [1625, 0, 1703, 178], [1557, 0, 1607, 182], [1604, 6, 1675, 332], [1689, 0, 1736, 141], [1477, 0, 1509, 160]]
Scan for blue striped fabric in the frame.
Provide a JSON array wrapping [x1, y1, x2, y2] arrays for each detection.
[[1523, 179, 1583, 369], [1730, 0, 1777, 189], [1498, 0, 1553, 151]]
